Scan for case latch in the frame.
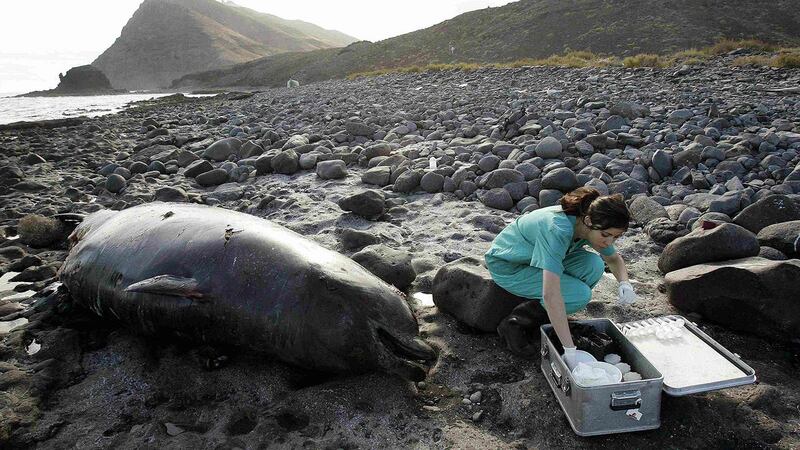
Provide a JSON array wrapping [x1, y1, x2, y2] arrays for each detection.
[[610, 390, 642, 411]]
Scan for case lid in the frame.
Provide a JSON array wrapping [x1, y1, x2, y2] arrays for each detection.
[[618, 315, 756, 396]]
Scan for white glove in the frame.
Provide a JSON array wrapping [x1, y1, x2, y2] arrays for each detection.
[[618, 281, 638, 305], [562, 346, 577, 370]]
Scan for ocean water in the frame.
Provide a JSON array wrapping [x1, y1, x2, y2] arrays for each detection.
[[0, 92, 181, 125]]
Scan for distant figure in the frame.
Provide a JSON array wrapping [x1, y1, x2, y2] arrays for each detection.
[[287, 79, 300, 88], [449, 44, 456, 56], [58, 72, 64, 82]]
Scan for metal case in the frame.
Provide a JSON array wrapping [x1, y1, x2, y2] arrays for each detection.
[[540, 316, 757, 436], [540, 318, 664, 436]]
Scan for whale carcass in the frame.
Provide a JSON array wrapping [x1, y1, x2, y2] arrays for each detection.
[[59, 203, 436, 380]]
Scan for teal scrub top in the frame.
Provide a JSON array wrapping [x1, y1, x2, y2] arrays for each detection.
[[485, 205, 616, 276]]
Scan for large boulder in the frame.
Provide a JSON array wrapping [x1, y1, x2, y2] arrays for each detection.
[[316, 160, 347, 179], [657, 223, 760, 274], [479, 188, 514, 210], [53, 64, 114, 93], [432, 257, 527, 332], [338, 190, 385, 220], [629, 196, 669, 225], [665, 258, 800, 342], [645, 218, 689, 245], [610, 101, 649, 120], [541, 167, 578, 192], [757, 220, 800, 258], [203, 138, 242, 162], [351, 245, 415, 291], [271, 149, 300, 174], [733, 194, 800, 233], [608, 178, 648, 199], [535, 137, 562, 158], [361, 166, 392, 186], [483, 169, 524, 189]]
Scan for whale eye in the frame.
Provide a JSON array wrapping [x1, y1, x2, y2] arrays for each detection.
[[319, 275, 338, 291]]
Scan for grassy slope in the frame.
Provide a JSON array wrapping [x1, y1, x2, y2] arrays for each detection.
[[172, 0, 800, 88]]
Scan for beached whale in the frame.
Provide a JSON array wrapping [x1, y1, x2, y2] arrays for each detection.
[[59, 202, 436, 380]]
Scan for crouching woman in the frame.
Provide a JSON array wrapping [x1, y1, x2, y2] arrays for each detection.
[[484, 187, 637, 366]]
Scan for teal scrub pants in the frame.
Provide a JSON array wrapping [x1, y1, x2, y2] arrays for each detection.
[[486, 250, 605, 314]]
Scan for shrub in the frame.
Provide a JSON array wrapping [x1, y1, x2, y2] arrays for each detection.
[[706, 39, 777, 55], [773, 52, 800, 68], [623, 54, 665, 68], [732, 55, 771, 66]]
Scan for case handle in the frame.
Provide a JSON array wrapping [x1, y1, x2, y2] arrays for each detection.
[[550, 361, 571, 396], [610, 390, 642, 411]]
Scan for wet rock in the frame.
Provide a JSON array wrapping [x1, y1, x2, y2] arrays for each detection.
[[351, 244, 415, 291], [338, 190, 385, 220], [666, 258, 800, 341], [432, 257, 525, 331], [658, 223, 760, 274]]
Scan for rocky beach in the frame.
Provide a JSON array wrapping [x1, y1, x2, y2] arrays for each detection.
[[1, 53, 800, 449]]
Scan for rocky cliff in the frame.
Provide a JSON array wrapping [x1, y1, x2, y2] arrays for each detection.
[[20, 65, 122, 97], [92, 0, 358, 90]]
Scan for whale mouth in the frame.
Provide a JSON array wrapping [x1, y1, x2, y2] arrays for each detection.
[[376, 327, 437, 381]]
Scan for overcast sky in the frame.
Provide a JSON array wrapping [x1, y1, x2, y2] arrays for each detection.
[[0, 0, 515, 94]]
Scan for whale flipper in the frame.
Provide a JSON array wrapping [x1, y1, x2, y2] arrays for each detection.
[[125, 275, 208, 301]]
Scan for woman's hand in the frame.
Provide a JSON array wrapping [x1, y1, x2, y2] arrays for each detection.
[[617, 281, 638, 305], [603, 253, 637, 305]]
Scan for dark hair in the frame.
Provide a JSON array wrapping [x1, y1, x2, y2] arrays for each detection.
[[560, 187, 630, 230]]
